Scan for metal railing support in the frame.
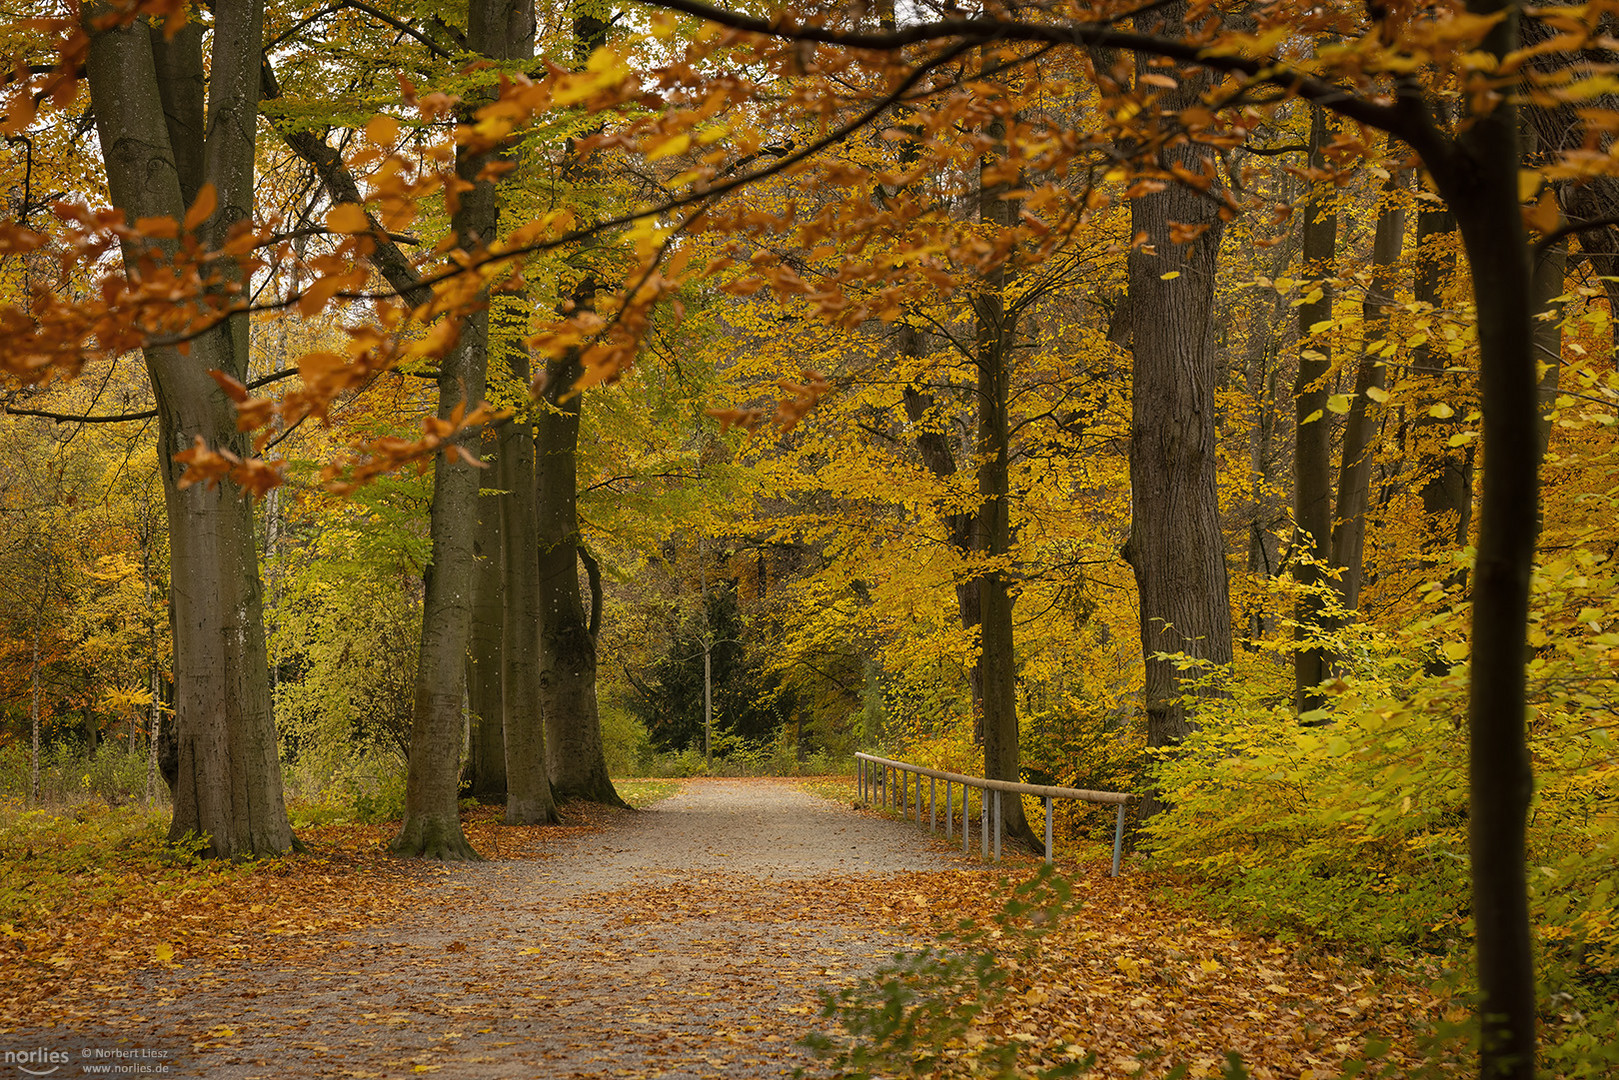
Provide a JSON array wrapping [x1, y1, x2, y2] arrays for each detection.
[[1112, 803, 1127, 878], [993, 789, 1002, 862], [963, 786, 970, 854], [854, 753, 1133, 875], [1044, 795, 1054, 866], [980, 789, 989, 859]]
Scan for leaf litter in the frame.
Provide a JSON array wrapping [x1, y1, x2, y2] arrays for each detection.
[[1, 779, 1445, 1078]]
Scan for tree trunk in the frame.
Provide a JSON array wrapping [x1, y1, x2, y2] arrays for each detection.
[[1412, 202, 1474, 557], [1532, 241, 1564, 466], [1418, 21, 1539, 1071], [30, 622, 40, 806], [973, 102, 1037, 849], [464, 436, 507, 803], [533, 3, 625, 807], [1123, 0, 1234, 822], [1293, 104, 1336, 716], [86, 0, 294, 858], [501, 341, 561, 823], [536, 341, 624, 805], [1330, 165, 1405, 613], [393, 0, 532, 858]]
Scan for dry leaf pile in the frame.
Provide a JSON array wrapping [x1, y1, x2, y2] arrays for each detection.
[[1, 782, 1453, 1078]]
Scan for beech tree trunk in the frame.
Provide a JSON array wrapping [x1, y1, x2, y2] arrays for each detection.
[[533, 5, 624, 807], [501, 329, 561, 822], [1123, 1, 1234, 821], [534, 343, 623, 805], [86, 0, 294, 858], [29, 622, 40, 806], [1413, 11, 1539, 1070], [393, 0, 533, 858], [972, 105, 1038, 849], [1330, 166, 1405, 613], [465, 440, 507, 803], [1293, 105, 1336, 715], [1412, 203, 1474, 556]]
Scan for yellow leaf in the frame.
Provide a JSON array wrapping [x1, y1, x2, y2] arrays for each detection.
[[1327, 394, 1352, 415], [1301, 409, 1323, 424], [1159, 270, 1180, 280], [1429, 403, 1455, 419], [1441, 640, 1469, 662], [326, 203, 371, 235], [366, 115, 401, 145], [645, 133, 692, 162], [154, 942, 175, 964], [1365, 386, 1390, 404], [1200, 958, 1221, 973], [1518, 169, 1543, 202]]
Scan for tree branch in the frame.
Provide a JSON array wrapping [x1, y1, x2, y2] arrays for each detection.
[[2, 369, 301, 425]]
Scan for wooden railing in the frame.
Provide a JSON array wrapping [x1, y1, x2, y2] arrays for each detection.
[[855, 752, 1133, 876]]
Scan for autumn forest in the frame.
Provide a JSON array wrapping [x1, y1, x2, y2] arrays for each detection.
[[0, 0, 1615, 1077]]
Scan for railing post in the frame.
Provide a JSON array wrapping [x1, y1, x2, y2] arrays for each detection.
[[929, 777, 936, 833], [1112, 802, 1127, 877], [945, 781, 952, 839], [858, 758, 864, 803], [981, 787, 989, 859], [963, 786, 970, 854], [993, 790, 1002, 861], [916, 772, 923, 824], [1044, 795, 1053, 866]]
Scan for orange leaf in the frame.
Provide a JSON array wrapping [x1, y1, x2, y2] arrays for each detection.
[[183, 183, 217, 232], [208, 369, 249, 403], [326, 204, 371, 235]]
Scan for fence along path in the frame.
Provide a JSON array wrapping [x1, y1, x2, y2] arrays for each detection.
[[854, 752, 1134, 876]]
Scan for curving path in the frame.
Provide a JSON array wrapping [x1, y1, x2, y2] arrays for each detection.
[[42, 779, 962, 1079]]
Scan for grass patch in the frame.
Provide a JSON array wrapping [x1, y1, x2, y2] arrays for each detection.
[[798, 774, 857, 805], [614, 778, 681, 807]]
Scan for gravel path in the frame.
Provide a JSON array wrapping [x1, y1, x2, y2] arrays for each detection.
[[36, 778, 964, 1079]]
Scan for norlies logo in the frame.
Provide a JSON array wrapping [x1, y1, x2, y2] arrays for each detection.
[[2, 1048, 70, 1077]]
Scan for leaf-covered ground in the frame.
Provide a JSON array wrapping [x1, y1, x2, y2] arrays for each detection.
[[2, 779, 1450, 1078]]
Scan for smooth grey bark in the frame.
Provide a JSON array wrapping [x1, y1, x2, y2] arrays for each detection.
[[901, 379, 982, 722], [1122, 0, 1234, 822], [1412, 203, 1474, 555], [86, 0, 294, 858], [1427, 111, 1540, 1080], [973, 104, 1037, 850], [393, 0, 532, 859], [1293, 105, 1336, 715], [1330, 166, 1405, 614], [465, 437, 507, 803], [29, 623, 40, 805], [535, 340, 623, 805], [534, 4, 624, 807], [1532, 242, 1564, 464], [501, 339, 561, 823]]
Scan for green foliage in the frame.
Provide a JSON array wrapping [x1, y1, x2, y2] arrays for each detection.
[[269, 472, 427, 789], [0, 801, 210, 929], [1146, 568, 1619, 1077], [599, 702, 654, 776], [802, 870, 1092, 1080], [0, 742, 153, 807], [631, 582, 794, 754]]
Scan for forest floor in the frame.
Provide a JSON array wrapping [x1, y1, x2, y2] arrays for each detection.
[[2, 778, 1451, 1079]]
